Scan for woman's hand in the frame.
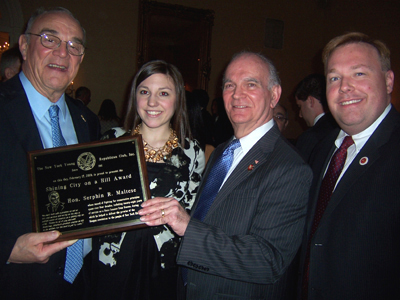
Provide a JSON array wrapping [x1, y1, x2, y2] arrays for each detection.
[[139, 197, 190, 236]]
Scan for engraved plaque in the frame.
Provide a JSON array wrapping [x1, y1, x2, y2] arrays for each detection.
[[28, 135, 150, 242]]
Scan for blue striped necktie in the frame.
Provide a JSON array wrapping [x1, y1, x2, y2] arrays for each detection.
[[48, 105, 83, 283]]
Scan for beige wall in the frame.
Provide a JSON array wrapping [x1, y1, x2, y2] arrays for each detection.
[[18, 0, 400, 139]]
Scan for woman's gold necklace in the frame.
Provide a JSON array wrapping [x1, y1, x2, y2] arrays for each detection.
[[133, 124, 179, 162]]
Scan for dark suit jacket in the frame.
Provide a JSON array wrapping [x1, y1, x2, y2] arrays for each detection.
[[295, 114, 337, 163], [177, 125, 312, 300], [298, 106, 400, 300], [0, 75, 100, 299]]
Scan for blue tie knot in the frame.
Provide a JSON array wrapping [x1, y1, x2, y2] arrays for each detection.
[[192, 138, 241, 221], [226, 138, 241, 154], [49, 105, 60, 118]]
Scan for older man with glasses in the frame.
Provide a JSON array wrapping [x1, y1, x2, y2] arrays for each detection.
[[0, 7, 100, 299], [273, 103, 289, 133]]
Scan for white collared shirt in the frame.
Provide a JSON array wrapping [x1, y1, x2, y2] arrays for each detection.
[[313, 113, 325, 126], [220, 119, 275, 188], [329, 104, 392, 190]]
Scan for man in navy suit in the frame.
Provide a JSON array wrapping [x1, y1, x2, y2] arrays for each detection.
[[299, 32, 400, 300], [295, 74, 337, 162], [140, 51, 312, 299], [0, 7, 100, 299]]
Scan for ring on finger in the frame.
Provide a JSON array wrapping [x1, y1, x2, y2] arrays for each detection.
[[161, 209, 165, 218]]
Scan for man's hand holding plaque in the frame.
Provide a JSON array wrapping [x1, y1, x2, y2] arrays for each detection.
[[8, 231, 77, 263]]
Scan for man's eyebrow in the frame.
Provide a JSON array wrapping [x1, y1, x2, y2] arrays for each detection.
[[71, 37, 84, 44], [350, 64, 373, 71], [326, 68, 335, 75], [327, 64, 373, 74], [39, 28, 58, 35], [39, 28, 84, 44], [243, 77, 261, 84]]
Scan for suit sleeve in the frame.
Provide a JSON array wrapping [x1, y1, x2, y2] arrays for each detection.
[[177, 157, 312, 284]]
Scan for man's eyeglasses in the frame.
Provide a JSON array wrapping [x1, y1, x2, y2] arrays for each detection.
[[26, 33, 85, 56], [274, 114, 288, 122]]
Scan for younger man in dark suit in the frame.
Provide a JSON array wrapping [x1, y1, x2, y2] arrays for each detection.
[[139, 51, 312, 299], [0, 46, 22, 82], [0, 7, 100, 299], [295, 74, 337, 162], [299, 32, 400, 300]]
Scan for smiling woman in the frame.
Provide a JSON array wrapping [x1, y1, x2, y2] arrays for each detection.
[[135, 73, 177, 141], [91, 60, 205, 299]]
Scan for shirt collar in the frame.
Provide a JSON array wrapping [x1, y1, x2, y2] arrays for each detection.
[[335, 103, 392, 152], [313, 112, 325, 126], [237, 119, 274, 156], [20, 71, 67, 121]]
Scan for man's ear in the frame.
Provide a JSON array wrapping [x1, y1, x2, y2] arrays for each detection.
[[307, 96, 315, 108], [19, 34, 28, 61], [270, 85, 282, 108], [385, 70, 394, 94]]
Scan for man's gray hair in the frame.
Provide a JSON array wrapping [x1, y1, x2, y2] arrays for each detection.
[[224, 51, 281, 90], [24, 7, 86, 45]]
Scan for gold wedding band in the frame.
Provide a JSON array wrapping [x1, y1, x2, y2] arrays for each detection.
[[161, 209, 165, 218]]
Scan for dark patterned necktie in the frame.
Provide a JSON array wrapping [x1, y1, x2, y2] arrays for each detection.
[[301, 135, 354, 299], [48, 105, 83, 283], [192, 138, 241, 221]]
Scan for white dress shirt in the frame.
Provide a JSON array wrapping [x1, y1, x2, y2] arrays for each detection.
[[221, 119, 275, 188], [329, 104, 391, 190]]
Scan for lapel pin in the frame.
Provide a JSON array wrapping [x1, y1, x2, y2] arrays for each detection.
[[81, 115, 87, 122], [248, 164, 254, 171], [255, 160, 259, 164], [359, 156, 368, 165]]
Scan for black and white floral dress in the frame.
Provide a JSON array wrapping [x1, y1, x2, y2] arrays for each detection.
[[91, 127, 205, 300]]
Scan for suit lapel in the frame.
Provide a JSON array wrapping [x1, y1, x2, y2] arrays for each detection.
[[205, 127, 279, 220], [305, 128, 339, 238], [2, 77, 43, 152], [2, 77, 94, 152], [317, 107, 400, 227], [66, 96, 91, 143]]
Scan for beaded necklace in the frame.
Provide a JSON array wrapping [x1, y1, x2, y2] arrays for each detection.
[[133, 124, 179, 162]]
